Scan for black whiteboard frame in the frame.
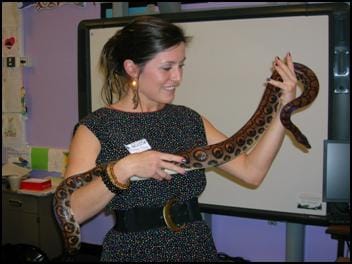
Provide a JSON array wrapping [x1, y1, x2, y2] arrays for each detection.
[[77, 3, 349, 226]]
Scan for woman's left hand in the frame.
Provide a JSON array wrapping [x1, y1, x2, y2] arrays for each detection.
[[267, 52, 297, 105]]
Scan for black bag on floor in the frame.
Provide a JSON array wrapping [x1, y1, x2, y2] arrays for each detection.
[[2, 243, 50, 263]]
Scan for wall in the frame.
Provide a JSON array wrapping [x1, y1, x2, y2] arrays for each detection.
[[20, 2, 340, 261], [23, 3, 98, 148]]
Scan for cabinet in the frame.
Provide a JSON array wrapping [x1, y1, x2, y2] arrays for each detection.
[[2, 190, 63, 259]]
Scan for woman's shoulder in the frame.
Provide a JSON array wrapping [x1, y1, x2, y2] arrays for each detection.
[[168, 104, 204, 123], [80, 107, 110, 121], [168, 104, 200, 116], [77, 107, 113, 131]]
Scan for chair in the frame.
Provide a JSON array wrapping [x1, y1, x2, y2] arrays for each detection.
[[325, 225, 350, 261]]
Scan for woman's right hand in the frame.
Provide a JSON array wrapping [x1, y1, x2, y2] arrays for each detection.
[[112, 150, 186, 183]]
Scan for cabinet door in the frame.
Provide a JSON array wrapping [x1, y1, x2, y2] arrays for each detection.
[[38, 195, 63, 258], [2, 191, 64, 259], [2, 192, 40, 246]]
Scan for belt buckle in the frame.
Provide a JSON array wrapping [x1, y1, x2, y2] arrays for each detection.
[[162, 198, 185, 232]]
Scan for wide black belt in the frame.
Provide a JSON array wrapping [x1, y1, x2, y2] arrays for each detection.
[[114, 197, 202, 232]]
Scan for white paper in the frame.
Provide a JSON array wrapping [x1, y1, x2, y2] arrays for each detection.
[[5, 144, 30, 164], [48, 148, 68, 172], [2, 163, 31, 177], [2, 113, 26, 146]]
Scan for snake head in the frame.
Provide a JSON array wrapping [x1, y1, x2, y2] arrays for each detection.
[[297, 134, 311, 149]]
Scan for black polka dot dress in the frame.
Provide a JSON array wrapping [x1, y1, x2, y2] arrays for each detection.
[[79, 104, 220, 262]]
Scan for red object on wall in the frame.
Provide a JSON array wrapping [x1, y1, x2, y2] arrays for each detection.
[[5, 37, 15, 49]]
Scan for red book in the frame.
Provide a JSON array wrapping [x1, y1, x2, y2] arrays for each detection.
[[20, 178, 52, 191]]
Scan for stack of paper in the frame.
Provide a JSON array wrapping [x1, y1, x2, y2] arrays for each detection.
[[2, 163, 31, 177]]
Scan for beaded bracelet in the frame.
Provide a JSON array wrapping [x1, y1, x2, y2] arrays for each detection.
[[99, 163, 121, 194], [107, 162, 130, 190]]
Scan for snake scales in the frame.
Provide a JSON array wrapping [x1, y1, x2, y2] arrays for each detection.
[[53, 62, 319, 256]]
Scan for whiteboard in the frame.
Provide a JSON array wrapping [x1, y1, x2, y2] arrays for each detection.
[[78, 6, 338, 223]]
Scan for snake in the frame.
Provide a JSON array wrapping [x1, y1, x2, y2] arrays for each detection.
[[53, 62, 319, 256]]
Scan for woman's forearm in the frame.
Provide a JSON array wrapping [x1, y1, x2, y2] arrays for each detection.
[[244, 110, 286, 186], [69, 171, 116, 224]]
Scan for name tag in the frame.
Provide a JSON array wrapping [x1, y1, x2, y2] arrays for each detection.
[[125, 139, 152, 181], [124, 138, 151, 154]]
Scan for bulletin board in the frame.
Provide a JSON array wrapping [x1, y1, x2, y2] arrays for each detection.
[[77, 3, 349, 225]]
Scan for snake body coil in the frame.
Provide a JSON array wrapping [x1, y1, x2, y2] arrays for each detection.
[[53, 62, 319, 255]]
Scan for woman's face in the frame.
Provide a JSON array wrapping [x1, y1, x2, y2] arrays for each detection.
[[137, 42, 186, 109]]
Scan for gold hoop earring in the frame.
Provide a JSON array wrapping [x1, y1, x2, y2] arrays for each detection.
[[131, 79, 139, 109]]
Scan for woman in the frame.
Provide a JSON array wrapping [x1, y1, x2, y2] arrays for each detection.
[[65, 16, 297, 262]]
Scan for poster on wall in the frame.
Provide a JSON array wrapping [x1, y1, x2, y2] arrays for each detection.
[[2, 2, 28, 160], [2, 113, 26, 146]]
